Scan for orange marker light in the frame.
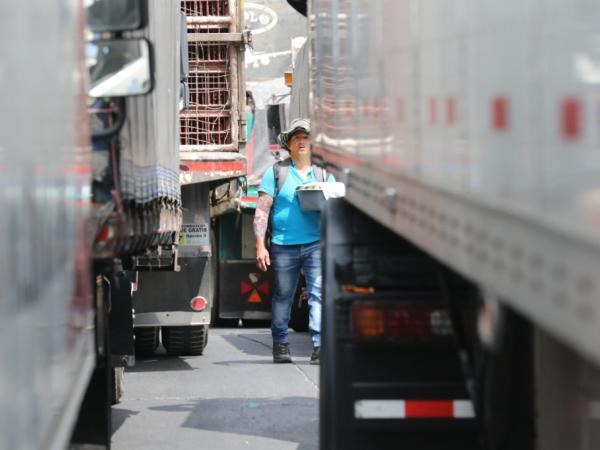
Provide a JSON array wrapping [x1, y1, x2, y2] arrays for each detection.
[[352, 306, 386, 337], [284, 71, 293, 86], [351, 301, 453, 341]]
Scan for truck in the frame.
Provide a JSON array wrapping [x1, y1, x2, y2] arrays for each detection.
[[133, 0, 315, 358], [190, 0, 321, 332], [1, 0, 183, 447], [132, 0, 254, 356], [289, 1, 600, 449], [209, 0, 317, 331], [90, 0, 184, 384]]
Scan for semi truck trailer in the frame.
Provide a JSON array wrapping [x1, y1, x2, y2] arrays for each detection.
[[290, 0, 600, 449], [1, 0, 183, 447]]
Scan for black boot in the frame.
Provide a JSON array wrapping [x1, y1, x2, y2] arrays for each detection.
[[273, 343, 292, 363], [310, 346, 320, 365]]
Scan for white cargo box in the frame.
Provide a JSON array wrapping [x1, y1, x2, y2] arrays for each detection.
[[296, 182, 346, 211]]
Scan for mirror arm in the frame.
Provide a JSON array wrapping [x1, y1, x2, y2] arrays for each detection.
[[91, 98, 126, 139]]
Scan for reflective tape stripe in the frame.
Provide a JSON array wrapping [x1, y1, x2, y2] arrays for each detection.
[[355, 400, 405, 419], [354, 400, 475, 419], [179, 161, 246, 173], [406, 400, 452, 418], [453, 400, 475, 418]]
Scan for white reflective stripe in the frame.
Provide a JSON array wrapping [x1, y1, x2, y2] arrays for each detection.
[[453, 400, 475, 418], [355, 400, 406, 419], [355, 399, 476, 419], [589, 401, 600, 420]]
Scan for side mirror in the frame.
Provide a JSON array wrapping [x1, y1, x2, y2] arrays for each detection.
[[179, 82, 190, 112], [180, 11, 189, 81], [86, 0, 147, 32], [266, 104, 286, 146], [86, 38, 153, 98]]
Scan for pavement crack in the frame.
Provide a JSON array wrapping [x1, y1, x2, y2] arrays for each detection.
[[294, 364, 319, 392]]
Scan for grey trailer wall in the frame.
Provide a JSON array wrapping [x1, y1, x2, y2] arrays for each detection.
[[120, 0, 182, 235]]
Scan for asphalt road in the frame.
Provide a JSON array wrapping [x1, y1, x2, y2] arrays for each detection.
[[111, 327, 319, 450]]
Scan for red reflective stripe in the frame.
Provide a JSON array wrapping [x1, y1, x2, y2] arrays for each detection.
[[64, 165, 92, 175], [492, 96, 509, 130], [405, 401, 453, 418], [447, 97, 457, 125], [562, 97, 581, 139], [96, 225, 111, 243], [354, 399, 474, 420], [241, 196, 258, 203], [180, 161, 245, 173]]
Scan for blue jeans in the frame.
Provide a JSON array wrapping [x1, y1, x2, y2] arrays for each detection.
[[270, 241, 322, 347]]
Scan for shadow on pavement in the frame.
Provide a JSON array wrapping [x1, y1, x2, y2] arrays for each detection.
[[126, 355, 197, 373], [212, 358, 317, 367], [149, 396, 318, 450], [221, 331, 313, 358], [111, 408, 139, 435], [213, 359, 275, 366], [221, 332, 271, 357]]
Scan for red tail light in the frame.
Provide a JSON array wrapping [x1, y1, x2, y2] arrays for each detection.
[[351, 301, 453, 340], [190, 296, 207, 311]]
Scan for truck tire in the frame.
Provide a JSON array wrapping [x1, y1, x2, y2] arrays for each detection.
[[289, 285, 309, 332], [111, 367, 125, 405], [134, 326, 159, 357], [162, 325, 208, 356]]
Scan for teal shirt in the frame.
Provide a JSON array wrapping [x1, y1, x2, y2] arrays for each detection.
[[259, 162, 335, 245]]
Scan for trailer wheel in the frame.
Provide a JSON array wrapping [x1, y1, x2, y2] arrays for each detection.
[[289, 285, 309, 332], [162, 325, 209, 356], [134, 326, 159, 357]]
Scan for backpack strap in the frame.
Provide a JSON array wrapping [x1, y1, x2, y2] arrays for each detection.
[[272, 159, 327, 198], [273, 158, 292, 198], [312, 165, 327, 182]]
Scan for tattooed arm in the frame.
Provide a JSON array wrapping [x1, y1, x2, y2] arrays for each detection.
[[254, 192, 273, 271]]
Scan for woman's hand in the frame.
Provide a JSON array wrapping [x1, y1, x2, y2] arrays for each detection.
[[256, 242, 270, 272]]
